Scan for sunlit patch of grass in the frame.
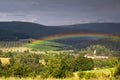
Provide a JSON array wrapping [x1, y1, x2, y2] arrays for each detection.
[[78, 68, 116, 80], [26, 41, 69, 51], [0, 58, 10, 65]]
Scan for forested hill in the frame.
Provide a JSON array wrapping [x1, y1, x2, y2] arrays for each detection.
[[0, 21, 120, 40]]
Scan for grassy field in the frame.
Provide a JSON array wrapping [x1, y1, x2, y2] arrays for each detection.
[[78, 68, 118, 80], [26, 41, 70, 50], [0, 68, 118, 80]]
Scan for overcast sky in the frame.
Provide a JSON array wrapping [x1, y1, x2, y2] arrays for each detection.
[[0, 0, 120, 26]]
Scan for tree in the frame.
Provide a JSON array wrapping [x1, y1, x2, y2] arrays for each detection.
[[86, 45, 111, 56], [72, 56, 94, 72], [109, 57, 119, 67], [114, 62, 120, 78], [9, 58, 35, 77], [40, 57, 73, 78], [93, 58, 112, 68]]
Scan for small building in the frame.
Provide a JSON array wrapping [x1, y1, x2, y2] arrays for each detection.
[[84, 54, 109, 59]]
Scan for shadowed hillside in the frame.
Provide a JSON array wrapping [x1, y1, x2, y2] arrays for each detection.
[[0, 22, 120, 40]]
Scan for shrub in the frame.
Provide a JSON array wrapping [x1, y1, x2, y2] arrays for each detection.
[[114, 62, 120, 78], [78, 71, 96, 79], [40, 58, 73, 78], [72, 56, 94, 72], [93, 58, 112, 68]]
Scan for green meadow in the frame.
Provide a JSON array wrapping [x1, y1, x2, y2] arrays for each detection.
[[26, 41, 70, 51]]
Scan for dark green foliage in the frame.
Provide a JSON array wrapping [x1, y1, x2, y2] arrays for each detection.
[[0, 52, 13, 57], [13, 65, 34, 77], [109, 57, 119, 67], [78, 71, 96, 79], [40, 57, 73, 78], [93, 59, 112, 68], [85, 45, 111, 56], [0, 51, 118, 79], [1, 53, 94, 78], [0, 53, 44, 77], [1, 61, 34, 77], [0, 65, 11, 77], [114, 62, 120, 77], [0, 60, 2, 73], [72, 56, 94, 72], [55, 39, 120, 52], [0, 22, 120, 41]]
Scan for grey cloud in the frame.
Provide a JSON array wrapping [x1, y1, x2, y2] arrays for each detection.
[[0, 0, 120, 25]]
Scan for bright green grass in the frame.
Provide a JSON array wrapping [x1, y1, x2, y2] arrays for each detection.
[[85, 68, 114, 73], [26, 41, 70, 50], [78, 68, 116, 80]]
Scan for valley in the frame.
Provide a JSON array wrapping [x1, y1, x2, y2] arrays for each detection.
[[0, 22, 120, 80]]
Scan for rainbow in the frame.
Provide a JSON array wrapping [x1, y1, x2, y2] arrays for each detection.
[[31, 32, 120, 45]]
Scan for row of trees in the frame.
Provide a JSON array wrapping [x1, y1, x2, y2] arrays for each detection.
[[0, 41, 25, 48]]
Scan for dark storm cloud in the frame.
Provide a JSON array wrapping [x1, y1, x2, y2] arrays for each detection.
[[0, 0, 120, 25]]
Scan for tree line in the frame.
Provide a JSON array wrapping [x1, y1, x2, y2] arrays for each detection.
[[0, 53, 94, 78]]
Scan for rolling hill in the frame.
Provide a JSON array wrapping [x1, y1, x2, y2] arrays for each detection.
[[0, 21, 120, 40], [0, 21, 120, 53]]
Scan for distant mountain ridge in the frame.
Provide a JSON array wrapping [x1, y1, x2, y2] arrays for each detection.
[[0, 21, 120, 40]]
